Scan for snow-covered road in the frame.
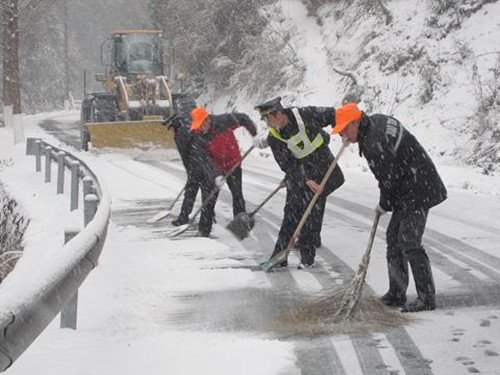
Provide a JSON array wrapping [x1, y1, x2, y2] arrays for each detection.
[[2, 113, 500, 374]]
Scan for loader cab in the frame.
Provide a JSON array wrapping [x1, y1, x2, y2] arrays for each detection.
[[112, 30, 164, 77]]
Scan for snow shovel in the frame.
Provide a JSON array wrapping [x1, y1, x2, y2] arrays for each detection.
[[147, 185, 186, 223], [260, 142, 348, 271], [335, 211, 381, 319], [169, 146, 255, 237], [226, 179, 286, 240]]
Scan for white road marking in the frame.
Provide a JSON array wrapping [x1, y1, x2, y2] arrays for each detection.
[[331, 335, 363, 375], [372, 332, 406, 375]]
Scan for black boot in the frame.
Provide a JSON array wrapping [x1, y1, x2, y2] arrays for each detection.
[[380, 291, 406, 307], [401, 256, 436, 313], [172, 216, 188, 226], [382, 252, 409, 306], [400, 297, 435, 312], [197, 229, 210, 237], [312, 235, 322, 248], [267, 247, 289, 269], [275, 260, 288, 268]]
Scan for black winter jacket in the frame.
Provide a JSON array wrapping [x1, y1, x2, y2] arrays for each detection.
[[358, 113, 447, 212], [267, 107, 344, 196], [171, 121, 218, 183], [208, 113, 258, 137]]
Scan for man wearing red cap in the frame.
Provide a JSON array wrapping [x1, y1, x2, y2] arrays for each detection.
[[332, 102, 447, 312], [190, 106, 259, 224]]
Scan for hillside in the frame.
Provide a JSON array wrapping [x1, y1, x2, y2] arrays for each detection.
[[200, 0, 499, 179]]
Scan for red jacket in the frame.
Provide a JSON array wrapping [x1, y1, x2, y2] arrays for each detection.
[[206, 127, 241, 173], [199, 113, 257, 174]]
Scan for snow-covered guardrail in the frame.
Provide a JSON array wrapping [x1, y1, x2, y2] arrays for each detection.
[[0, 138, 111, 371]]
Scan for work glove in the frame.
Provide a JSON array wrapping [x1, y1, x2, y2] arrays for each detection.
[[375, 204, 387, 216], [162, 113, 181, 128], [214, 175, 225, 188], [252, 136, 267, 149]]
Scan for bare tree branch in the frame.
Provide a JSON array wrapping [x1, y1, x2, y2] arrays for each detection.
[[332, 65, 358, 86]]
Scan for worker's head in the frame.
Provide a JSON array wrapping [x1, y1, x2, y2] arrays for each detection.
[[331, 102, 362, 143], [255, 97, 288, 130], [190, 107, 211, 133]]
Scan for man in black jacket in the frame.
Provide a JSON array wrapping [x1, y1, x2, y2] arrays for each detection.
[[255, 97, 345, 269], [332, 102, 447, 312]]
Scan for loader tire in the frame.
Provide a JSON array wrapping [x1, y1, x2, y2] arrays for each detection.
[[80, 98, 93, 151], [81, 129, 90, 151], [92, 95, 117, 123]]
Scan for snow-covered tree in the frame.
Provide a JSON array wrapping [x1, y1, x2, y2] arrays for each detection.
[[2, 0, 21, 114]]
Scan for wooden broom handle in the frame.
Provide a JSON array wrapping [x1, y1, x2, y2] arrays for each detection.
[[287, 142, 348, 247]]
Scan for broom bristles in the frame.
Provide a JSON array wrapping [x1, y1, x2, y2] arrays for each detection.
[[270, 284, 412, 337], [335, 243, 373, 319], [267, 249, 412, 337]]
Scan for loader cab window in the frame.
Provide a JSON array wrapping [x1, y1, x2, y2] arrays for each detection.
[[112, 33, 163, 76], [128, 42, 154, 73]]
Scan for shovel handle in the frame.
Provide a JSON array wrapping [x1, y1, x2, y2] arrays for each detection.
[[203, 145, 255, 208], [250, 180, 285, 217], [168, 185, 186, 211], [361, 211, 381, 263], [287, 142, 347, 247], [264, 142, 348, 270], [170, 146, 255, 237]]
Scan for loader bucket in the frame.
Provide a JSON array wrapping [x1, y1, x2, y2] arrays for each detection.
[[86, 118, 175, 149]]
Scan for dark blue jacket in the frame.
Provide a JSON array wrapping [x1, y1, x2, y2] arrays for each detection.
[[358, 113, 447, 211]]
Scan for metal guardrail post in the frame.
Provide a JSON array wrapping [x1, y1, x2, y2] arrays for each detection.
[[70, 161, 80, 211], [60, 228, 80, 330], [57, 152, 66, 194], [35, 140, 42, 172], [44, 146, 52, 183], [84, 194, 98, 226], [82, 176, 93, 199]]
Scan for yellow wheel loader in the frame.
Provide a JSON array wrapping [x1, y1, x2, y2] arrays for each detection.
[[80, 30, 195, 150]]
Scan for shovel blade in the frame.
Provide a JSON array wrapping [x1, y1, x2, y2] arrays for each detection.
[[226, 212, 255, 240], [259, 259, 276, 272], [169, 223, 190, 237], [147, 209, 171, 223], [259, 253, 287, 272]]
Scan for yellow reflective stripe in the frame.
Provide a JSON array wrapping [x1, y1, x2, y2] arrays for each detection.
[[289, 108, 324, 158], [269, 128, 285, 141], [269, 109, 324, 159]]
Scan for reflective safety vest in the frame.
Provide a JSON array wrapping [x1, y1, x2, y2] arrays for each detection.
[[269, 108, 324, 159]]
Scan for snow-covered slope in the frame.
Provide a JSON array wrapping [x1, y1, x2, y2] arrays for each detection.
[[207, 0, 499, 179]]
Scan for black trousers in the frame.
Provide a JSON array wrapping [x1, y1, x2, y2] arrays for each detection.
[[177, 173, 200, 220], [198, 183, 219, 234], [224, 166, 246, 217], [271, 186, 326, 265], [385, 208, 435, 303], [197, 166, 246, 235], [177, 171, 218, 235]]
